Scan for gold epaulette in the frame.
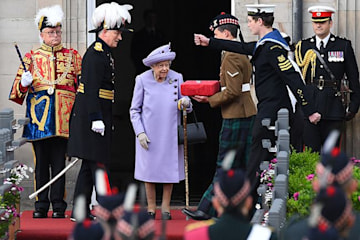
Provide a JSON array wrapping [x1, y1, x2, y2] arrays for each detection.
[[185, 219, 215, 232]]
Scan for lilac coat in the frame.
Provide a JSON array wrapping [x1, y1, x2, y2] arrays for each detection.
[[130, 69, 192, 183]]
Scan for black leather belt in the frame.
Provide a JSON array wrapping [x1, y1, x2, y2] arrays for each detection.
[[313, 79, 337, 90]]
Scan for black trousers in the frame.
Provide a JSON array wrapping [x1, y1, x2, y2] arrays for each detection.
[[72, 160, 110, 215], [303, 119, 343, 152], [32, 137, 67, 211]]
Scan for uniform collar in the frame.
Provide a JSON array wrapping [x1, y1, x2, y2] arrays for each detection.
[[40, 43, 63, 52], [255, 28, 290, 52], [316, 33, 331, 49]]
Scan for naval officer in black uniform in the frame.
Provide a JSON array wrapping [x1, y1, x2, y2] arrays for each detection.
[[67, 2, 133, 221], [295, 5, 360, 152], [194, 4, 321, 185]]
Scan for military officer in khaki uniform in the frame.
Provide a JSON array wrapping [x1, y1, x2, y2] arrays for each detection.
[[183, 12, 256, 220]]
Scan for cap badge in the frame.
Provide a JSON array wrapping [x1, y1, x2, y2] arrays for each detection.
[[316, 12, 321, 16], [213, 20, 218, 28]]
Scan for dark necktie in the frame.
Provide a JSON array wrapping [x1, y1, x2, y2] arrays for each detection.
[[320, 41, 325, 53]]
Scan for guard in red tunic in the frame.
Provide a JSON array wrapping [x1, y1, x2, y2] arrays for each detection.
[[9, 5, 82, 218]]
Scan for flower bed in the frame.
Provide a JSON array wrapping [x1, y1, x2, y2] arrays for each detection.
[[0, 164, 33, 239], [261, 148, 360, 221]]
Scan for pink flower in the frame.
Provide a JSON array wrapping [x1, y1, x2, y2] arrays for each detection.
[[351, 157, 360, 163], [306, 174, 315, 181], [358, 196, 360, 202], [293, 192, 299, 201], [271, 158, 277, 164]]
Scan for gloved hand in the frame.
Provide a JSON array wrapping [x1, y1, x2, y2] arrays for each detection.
[[20, 71, 33, 87], [178, 97, 190, 110], [91, 120, 105, 136], [345, 111, 356, 121], [137, 132, 150, 150]]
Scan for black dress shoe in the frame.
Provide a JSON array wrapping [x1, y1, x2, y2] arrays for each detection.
[[33, 209, 48, 218], [182, 208, 211, 220], [52, 211, 65, 218], [161, 212, 172, 220], [70, 213, 96, 222], [148, 212, 156, 220]]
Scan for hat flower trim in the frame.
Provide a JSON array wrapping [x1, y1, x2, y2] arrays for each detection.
[[94, 204, 124, 221], [214, 180, 250, 207], [316, 161, 354, 185], [117, 219, 133, 237], [116, 218, 154, 238], [138, 219, 155, 238]]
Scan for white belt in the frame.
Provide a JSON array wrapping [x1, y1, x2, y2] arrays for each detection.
[[221, 83, 251, 92]]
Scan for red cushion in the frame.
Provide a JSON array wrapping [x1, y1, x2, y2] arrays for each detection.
[[181, 80, 220, 96]]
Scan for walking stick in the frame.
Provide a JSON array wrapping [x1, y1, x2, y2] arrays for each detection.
[[183, 109, 190, 220], [29, 158, 80, 199]]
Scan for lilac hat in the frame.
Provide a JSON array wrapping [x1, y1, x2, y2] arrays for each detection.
[[142, 43, 176, 67]]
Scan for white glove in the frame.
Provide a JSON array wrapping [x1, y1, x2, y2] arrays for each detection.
[[20, 71, 33, 87], [178, 97, 190, 110], [91, 120, 105, 136], [137, 132, 150, 150]]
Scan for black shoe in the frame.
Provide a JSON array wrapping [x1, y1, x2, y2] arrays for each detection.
[[161, 212, 172, 220], [88, 213, 96, 221], [33, 209, 48, 218], [52, 211, 65, 218], [182, 208, 211, 220], [70, 213, 96, 222], [148, 212, 156, 220]]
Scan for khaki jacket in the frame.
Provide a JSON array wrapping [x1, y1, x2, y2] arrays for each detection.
[[208, 51, 257, 119]]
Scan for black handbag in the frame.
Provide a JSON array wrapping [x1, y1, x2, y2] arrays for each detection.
[[178, 110, 207, 145]]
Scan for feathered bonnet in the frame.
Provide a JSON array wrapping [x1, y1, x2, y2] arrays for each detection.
[[35, 5, 64, 31], [89, 2, 133, 33], [213, 150, 251, 211]]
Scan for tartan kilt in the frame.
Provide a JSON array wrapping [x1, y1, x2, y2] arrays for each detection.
[[216, 116, 254, 168]]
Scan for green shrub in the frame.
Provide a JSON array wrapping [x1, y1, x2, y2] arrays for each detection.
[[286, 148, 360, 219], [287, 148, 319, 219]]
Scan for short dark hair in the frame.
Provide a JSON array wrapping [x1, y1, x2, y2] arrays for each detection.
[[251, 15, 274, 27], [216, 24, 238, 38]]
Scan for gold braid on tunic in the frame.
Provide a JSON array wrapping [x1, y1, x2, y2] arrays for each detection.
[[295, 41, 317, 83]]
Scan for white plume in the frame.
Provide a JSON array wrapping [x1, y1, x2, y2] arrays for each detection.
[[322, 130, 340, 154], [123, 183, 138, 212], [222, 150, 237, 171], [35, 5, 64, 29], [73, 195, 87, 222], [92, 2, 133, 30], [95, 169, 108, 196]]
